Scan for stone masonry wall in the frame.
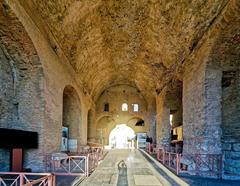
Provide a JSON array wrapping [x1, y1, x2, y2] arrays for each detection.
[[222, 69, 240, 178], [0, 47, 14, 171], [63, 86, 81, 144], [183, 59, 222, 155], [95, 85, 149, 145], [183, 60, 206, 154], [148, 98, 157, 143], [0, 3, 45, 171], [0, 1, 93, 171], [156, 87, 170, 148]]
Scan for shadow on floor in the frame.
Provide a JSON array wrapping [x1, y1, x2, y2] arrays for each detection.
[[56, 176, 81, 186]]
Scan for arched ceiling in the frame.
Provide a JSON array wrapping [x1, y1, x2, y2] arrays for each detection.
[[18, 0, 238, 100]]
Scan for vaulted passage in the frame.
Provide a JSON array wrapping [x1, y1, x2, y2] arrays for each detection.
[[0, 0, 239, 185]]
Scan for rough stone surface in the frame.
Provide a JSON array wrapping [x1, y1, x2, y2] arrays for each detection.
[[17, 0, 229, 99], [0, 2, 45, 171], [156, 87, 170, 148], [156, 80, 182, 148], [0, 0, 239, 180]]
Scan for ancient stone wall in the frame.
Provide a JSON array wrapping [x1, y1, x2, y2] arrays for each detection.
[[0, 2, 45, 171], [147, 99, 157, 143], [95, 84, 150, 145], [207, 0, 240, 177], [222, 69, 240, 178], [62, 86, 82, 143], [0, 1, 93, 171], [183, 58, 222, 155], [0, 48, 13, 170], [0, 47, 15, 128], [87, 109, 96, 141], [156, 87, 170, 148], [156, 81, 183, 148]]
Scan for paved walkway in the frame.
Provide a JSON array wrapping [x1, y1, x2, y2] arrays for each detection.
[[78, 149, 187, 186]]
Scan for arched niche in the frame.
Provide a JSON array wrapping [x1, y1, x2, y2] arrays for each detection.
[[62, 85, 82, 149], [95, 116, 113, 145]]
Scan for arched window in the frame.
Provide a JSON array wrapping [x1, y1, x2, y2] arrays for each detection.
[[122, 103, 128, 111], [104, 103, 109, 112], [132, 104, 139, 112]]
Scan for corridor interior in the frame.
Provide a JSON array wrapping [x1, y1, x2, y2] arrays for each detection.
[[0, 0, 240, 185]]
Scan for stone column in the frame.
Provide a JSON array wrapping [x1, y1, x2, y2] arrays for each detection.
[[147, 98, 157, 144], [156, 88, 171, 149], [183, 61, 222, 155]]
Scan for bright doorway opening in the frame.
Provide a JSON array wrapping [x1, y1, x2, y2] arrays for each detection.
[[109, 124, 135, 149]]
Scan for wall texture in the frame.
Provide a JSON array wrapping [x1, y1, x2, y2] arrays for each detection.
[[0, 0, 93, 171], [94, 84, 150, 145]]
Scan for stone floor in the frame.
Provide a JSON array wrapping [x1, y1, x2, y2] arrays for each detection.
[[74, 149, 240, 186], [77, 149, 186, 186]]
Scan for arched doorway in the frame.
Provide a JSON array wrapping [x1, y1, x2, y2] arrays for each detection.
[[109, 124, 135, 149], [62, 86, 81, 151]]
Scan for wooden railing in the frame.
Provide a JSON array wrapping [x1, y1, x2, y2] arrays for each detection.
[[0, 172, 55, 186]]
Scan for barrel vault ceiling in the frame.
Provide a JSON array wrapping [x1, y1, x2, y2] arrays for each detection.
[[19, 0, 236, 100]]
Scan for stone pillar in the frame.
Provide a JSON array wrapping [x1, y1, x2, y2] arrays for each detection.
[[156, 88, 171, 149], [81, 106, 88, 145], [147, 98, 157, 144], [222, 69, 240, 179], [183, 61, 222, 155]]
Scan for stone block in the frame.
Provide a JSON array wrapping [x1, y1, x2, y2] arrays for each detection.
[[224, 151, 240, 159], [233, 143, 240, 151], [222, 143, 232, 151], [224, 159, 240, 169]]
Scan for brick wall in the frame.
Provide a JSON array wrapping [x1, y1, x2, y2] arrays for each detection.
[[222, 70, 240, 178]]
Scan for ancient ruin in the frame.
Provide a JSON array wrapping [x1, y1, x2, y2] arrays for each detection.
[[0, 0, 239, 185]]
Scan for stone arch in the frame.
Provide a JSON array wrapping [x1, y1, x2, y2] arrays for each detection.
[[127, 116, 144, 124], [109, 124, 135, 149], [62, 85, 82, 145], [96, 112, 114, 123], [127, 116, 146, 134], [156, 79, 183, 150]]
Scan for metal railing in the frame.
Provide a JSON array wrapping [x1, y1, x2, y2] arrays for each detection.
[[50, 155, 88, 176], [0, 146, 106, 186], [44, 147, 105, 177], [145, 143, 223, 178], [87, 153, 99, 173], [0, 172, 55, 186], [145, 143, 158, 154], [157, 150, 180, 174], [179, 153, 222, 178]]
